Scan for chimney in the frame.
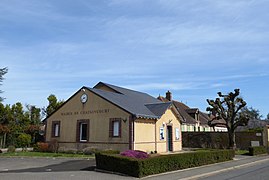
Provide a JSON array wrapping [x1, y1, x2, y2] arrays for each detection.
[[166, 90, 172, 101]]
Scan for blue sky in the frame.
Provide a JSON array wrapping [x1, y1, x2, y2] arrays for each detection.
[[1, 0, 269, 117]]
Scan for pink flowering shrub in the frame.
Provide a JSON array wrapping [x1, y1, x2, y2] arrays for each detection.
[[120, 150, 149, 159]]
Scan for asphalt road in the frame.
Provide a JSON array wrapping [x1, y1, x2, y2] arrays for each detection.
[[0, 157, 135, 180], [198, 159, 269, 180], [1, 155, 269, 180]]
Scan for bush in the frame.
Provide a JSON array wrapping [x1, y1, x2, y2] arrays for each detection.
[[17, 133, 31, 148], [96, 153, 140, 177], [249, 146, 267, 156], [82, 148, 99, 155], [96, 149, 235, 178], [65, 149, 78, 154], [120, 150, 149, 159], [100, 149, 120, 154], [7, 145, 16, 153], [34, 142, 49, 152], [82, 148, 120, 155]]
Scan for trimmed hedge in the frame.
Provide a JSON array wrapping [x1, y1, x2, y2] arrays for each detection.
[[249, 146, 267, 156], [96, 149, 235, 177]]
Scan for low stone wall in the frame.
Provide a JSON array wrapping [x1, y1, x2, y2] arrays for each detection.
[[0, 147, 34, 153], [182, 132, 263, 150]]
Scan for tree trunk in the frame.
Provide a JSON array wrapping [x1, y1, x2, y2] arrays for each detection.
[[228, 131, 236, 150]]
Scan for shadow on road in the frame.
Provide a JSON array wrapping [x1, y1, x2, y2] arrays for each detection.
[[0, 159, 96, 173]]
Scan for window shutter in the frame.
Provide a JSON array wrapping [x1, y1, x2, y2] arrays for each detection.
[[58, 121, 61, 137], [119, 119, 122, 138], [51, 122, 55, 137], [109, 118, 113, 137], [76, 121, 80, 142], [86, 119, 90, 141]]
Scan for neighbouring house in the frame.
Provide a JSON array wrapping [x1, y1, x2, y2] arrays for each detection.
[[44, 82, 182, 153], [158, 91, 227, 132]]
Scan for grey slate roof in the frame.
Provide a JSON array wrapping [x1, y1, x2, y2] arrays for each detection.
[[145, 102, 173, 117], [172, 101, 197, 124], [157, 95, 212, 126], [86, 82, 174, 119]]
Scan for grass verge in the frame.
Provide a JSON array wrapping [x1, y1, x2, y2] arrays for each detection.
[[235, 150, 249, 155]]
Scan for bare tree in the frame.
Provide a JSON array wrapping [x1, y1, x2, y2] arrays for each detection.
[[206, 89, 249, 149]]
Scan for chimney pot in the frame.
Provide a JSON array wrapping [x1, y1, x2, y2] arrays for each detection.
[[166, 90, 172, 101]]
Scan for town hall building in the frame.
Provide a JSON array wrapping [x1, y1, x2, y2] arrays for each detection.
[[44, 82, 182, 153]]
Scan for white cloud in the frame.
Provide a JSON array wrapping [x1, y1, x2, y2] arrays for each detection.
[[0, 0, 269, 117]]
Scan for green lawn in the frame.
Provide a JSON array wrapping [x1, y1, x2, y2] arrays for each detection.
[[235, 149, 249, 155], [0, 151, 95, 158]]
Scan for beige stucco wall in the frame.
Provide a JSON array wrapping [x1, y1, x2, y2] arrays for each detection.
[[134, 119, 156, 152], [134, 108, 182, 153], [45, 88, 130, 151]]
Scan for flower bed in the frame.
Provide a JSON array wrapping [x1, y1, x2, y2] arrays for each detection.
[[120, 150, 149, 159]]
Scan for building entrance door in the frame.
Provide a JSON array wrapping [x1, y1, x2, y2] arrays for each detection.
[[167, 125, 173, 151]]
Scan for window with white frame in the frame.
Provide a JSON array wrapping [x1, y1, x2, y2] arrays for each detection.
[[80, 123, 87, 141], [77, 120, 89, 142]]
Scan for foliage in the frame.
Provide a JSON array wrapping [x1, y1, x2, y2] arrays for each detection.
[[241, 107, 262, 120], [206, 89, 249, 149], [120, 150, 149, 159], [81, 147, 98, 155], [245, 128, 263, 133], [0, 67, 8, 102], [42, 94, 64, 118], [235, 149, 249, 155], [0, 124, 10, 134], [0, 151, 95, 158], [249, 146, 267, 156], [0, 102, 42, 148], [101, 149, 120, 154], [96, 152, 140, 177], [33, 142, 49, 152], [17, 133, 31, 148], [96, 149, 235, 178], [7, 145, 16, 153]]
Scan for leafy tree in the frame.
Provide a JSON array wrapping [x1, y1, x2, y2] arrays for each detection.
[[0, 67, 8, 102], [1, 102, 43, 147], [25, 105, 41, 143], [6, 102, 28, 146], [25, 104, 41, 125], [0, 103, 11, 148], [42, 94, 64, 118], [206, 89, 249, 149], [267, 113, 269, 120], [17, 133, 31, 149], [241, 107, 262, 120]]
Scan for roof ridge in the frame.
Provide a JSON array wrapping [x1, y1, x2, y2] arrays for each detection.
[[145, 101, 170, 105], [99, 82, 153, 96]]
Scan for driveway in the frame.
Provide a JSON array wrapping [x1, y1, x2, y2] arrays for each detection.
[[0, 157, 134, 180]]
